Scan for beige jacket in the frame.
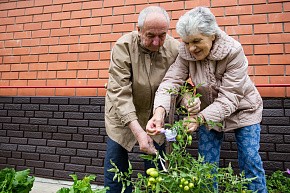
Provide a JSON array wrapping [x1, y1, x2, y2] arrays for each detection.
[[154, 30, 263, 132], [105, 31, 180, 151]]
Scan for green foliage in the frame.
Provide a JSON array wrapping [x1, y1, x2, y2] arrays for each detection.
[[110, 132, 255, 192], [109, 83, 256, 192], [107, 160, 133, 193], [167, 82, 222, 129], [266, 170, 290, 193], [0, 168, 35, 193], [166, 82, 202, 116], [56, 174, 109, 193]]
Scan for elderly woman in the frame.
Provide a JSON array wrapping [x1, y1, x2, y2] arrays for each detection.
[[146, 7, 267, 193]]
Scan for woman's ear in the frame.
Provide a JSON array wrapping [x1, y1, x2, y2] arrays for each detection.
[[211, 35, 216, 41]]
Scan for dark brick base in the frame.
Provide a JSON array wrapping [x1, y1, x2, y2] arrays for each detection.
[[0, 97, 289, 184]]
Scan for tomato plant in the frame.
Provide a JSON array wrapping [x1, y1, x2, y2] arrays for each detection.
[[108, 83, 256, 193], [109, 129, 255, 192]]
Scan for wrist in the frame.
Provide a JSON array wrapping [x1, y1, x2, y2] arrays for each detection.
[[196, 113, 205, 125], [154, 106, 166, 118]]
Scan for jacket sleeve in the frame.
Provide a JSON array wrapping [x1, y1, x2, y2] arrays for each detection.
[[153, 54, 190, 115], [200, 46, 248, 124], [106, 41, 138, 126]]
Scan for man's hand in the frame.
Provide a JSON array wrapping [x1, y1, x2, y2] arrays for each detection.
[[137, 131, 157, 155], [146, 107, 166, 135], [181, 93, 201, 115], [128, 120, 157, 155]]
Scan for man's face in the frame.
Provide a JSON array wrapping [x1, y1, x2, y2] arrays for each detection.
[[138, 14, 168, 52]]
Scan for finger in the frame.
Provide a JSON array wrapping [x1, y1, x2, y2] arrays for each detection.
[[188, 110, 200, 116], [182, 117, 190, 127], [184, 116, 197, 123], [188, 106, 200, 113], [146, 127, 155, 133], [188, 98, 200, 107], [147, 127, 163, 135], [187, 123, 198, 133], [147, 131, 158, 136], [187, 100, 200, 109], [147, 137, 158, 154], [147, 147, 158, 155], [187, 101, 200, 108], [187, 126, 196, 133], [146, 120, 155, 130], [146, 128, 158, 135]]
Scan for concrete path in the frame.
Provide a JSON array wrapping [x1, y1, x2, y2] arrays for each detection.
[[30, 177, 102, 193]]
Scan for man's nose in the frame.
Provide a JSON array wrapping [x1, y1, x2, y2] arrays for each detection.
[[152, 37, 160, 46]]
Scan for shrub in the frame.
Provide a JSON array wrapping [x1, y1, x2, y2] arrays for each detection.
[[57, 174, 108, 193], [266, 169, 290, 193], [0, 168, 35, 193]]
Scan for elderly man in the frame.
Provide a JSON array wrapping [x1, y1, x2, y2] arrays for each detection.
[[104, 5, 180, 193]]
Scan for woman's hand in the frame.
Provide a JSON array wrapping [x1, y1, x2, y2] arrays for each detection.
[[146, 107, 166, 135], [181, 93, 201, 115], [183, 114, 204, 133]]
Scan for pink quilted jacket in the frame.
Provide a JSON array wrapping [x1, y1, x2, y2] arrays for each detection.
[[154, 30, 263, 132]]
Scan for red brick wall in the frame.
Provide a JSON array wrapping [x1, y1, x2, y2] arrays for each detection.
[[0, 0, 289, 97]]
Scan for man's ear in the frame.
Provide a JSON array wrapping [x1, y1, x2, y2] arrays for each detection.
[[137, 26, 141, 33]]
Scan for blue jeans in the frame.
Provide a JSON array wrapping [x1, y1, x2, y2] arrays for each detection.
[[198, 124, 268, 193], [104, 137, 165, 193]]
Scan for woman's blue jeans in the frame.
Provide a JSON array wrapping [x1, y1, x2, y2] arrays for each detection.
[[198, 124, 268, 193], [104, 137, 165, 193]]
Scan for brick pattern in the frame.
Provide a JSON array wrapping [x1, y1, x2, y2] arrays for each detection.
[[0, 0, 289, 97], [0, 96, 290, 184]]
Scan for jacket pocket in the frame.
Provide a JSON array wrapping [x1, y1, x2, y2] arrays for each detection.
[[105, 101, 120, 120], [238, 97, 253, 110], [105, 102, 113, 113]]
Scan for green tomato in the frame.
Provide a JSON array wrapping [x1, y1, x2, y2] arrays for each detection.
[[184, 185, 190, 191], [146, 168, 156, 175], [189, 182, 194, 188], [180, 178, 186, 184], [156, 177, 163, 182], [192, 176, 198, 181], [148, 177, 156, 183], [149, 170, 159, 178]]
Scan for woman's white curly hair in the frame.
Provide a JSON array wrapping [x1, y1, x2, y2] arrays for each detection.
[[176, 6, 220, 39]]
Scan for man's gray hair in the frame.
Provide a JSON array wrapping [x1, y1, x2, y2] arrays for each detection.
[[176, 7, 220, 39], [138, 6, 170, 30]]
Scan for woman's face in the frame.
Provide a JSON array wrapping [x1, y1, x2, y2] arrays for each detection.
[[182, 33, 215, 60]]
